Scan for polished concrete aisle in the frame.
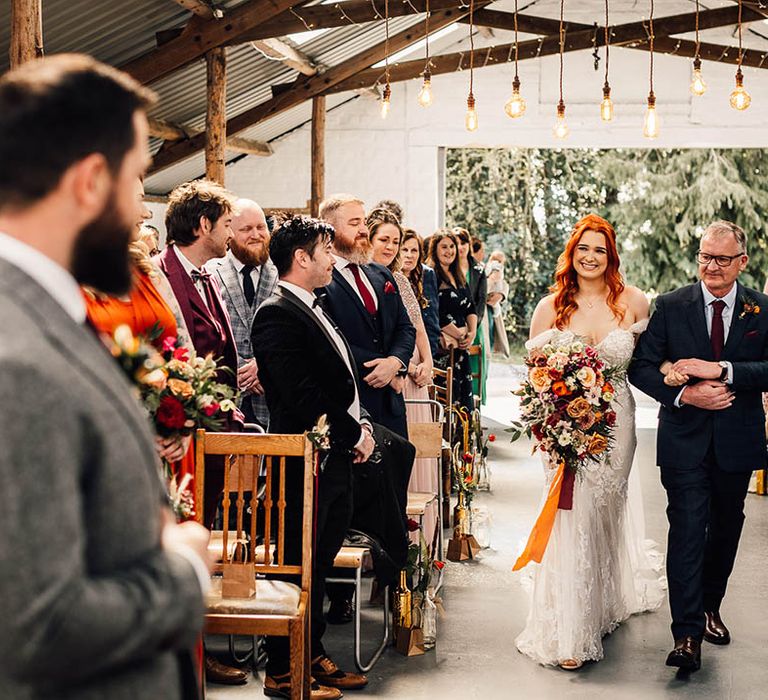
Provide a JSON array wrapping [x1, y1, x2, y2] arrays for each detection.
[[209, 362, 768, 700]]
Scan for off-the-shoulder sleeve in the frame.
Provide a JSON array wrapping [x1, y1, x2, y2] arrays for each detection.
[[628, 319, 649, 336]]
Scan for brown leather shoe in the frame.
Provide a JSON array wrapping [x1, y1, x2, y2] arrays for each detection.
[[665, 636, 701, 672], [264, 672, 342, 699], [312, 655, 368, 690], [204, 654, 248, 685], [704, 611, 731, 645]]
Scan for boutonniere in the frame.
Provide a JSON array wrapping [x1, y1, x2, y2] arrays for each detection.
[[739, 295, 761, 320], [384, 280, 396, 295]]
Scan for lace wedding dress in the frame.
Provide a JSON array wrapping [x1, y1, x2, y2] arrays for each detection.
[[515, 323, 666, 666]]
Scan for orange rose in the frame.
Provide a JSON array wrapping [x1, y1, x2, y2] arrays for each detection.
[[566, 397, 591, 419], [551, 380, 572, 397], [529, 366, 552, 393], [588, 434, 608, 455], [167, 378, 194, 399]]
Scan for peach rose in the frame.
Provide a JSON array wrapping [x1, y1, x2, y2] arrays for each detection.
[[566, 397, 591, 419], [588, 433, 608, 455], [167, 378, 194, 399], [529, 366, 552, 393], [139, 367, 168, 390], [576, 366, 597, 387]]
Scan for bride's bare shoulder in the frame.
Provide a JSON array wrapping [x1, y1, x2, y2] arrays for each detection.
[[621, 285, 650, 321], [530, 294, 558, 338]]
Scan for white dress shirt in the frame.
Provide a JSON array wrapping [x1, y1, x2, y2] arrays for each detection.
[[228, 253, 260, 297], [175, 246, 210, 309], [0, 231, 85, 323], [675, 281, 737, 406], [332, 254, 378, 312], [279, 281, 368, 447]]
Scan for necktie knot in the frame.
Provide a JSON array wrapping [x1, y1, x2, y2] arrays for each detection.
[[711, 299, 726, 315]]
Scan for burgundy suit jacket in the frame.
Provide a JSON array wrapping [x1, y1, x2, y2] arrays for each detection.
[[156, 245, 239, 391]]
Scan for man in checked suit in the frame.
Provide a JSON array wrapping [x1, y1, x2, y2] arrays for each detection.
[[209, 198, 278, 428], [0, 54, 209, 700], [252, 216, 372, 699]]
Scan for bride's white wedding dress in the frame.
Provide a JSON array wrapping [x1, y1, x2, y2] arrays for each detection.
[[515, 323, 666, 666]]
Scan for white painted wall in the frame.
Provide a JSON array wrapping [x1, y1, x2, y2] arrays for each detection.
[[166, 44, 768, 238]]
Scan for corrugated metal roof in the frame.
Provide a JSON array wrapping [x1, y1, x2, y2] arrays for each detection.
[[3, 0, 765, 195]]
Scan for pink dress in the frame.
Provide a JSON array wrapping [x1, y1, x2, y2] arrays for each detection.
[[395, 272, 440, 544]]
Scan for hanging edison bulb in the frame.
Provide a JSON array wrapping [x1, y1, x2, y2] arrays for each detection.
[[418, 70, 433, 108], [465, 93, 479, 132], [730, 69, 751, 111], [380, 83, 391, 119], [553, 100, 569, 139], [504, 75, 526, 119], [690, 57, 707, 96], [643, 93, 659, 139], [600, 83, 614, 122]]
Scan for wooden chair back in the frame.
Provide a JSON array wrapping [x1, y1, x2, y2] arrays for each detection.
[[194, 430, 314, 594]]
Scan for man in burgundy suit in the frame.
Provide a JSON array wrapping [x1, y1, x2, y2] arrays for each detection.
[[157, 180, 246, 686]]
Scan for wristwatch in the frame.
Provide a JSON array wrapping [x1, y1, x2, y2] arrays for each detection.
[[718, 361, 729, 381]]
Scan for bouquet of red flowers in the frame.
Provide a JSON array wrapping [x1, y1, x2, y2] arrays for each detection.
[[111, 325, 239, 438], [509, 338, 617, 475], [510, 338, 618, 570]]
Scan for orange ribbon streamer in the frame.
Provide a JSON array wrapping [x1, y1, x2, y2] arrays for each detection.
[[512, 461, 565, 571]]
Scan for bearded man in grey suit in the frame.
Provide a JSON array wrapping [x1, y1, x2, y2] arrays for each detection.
[[0, 55, 210, 700], [209, 198, 278, 427]]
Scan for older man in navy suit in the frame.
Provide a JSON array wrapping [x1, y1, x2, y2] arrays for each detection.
[[630, 221, 768, 673]]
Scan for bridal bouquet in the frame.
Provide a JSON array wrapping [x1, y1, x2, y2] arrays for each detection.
[[111, 326, 239, 437], [509, 338, 617, 473], [510, 338, 618, 570]]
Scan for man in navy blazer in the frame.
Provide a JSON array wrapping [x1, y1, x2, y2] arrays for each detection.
[[318, 194, 415, 439], [629, 221, 768, 673]]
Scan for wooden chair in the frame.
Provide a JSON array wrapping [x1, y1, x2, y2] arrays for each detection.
[[405, 398, 446, 562], [430, 364, 454, 524], [195, 430, 313, 700]]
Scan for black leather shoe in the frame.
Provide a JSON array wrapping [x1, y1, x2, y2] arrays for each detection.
[[326, 599, 355, 625], [704, 611, 731, 645], [665, 636, 701, 672]]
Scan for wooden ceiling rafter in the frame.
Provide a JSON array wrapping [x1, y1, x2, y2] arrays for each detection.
[[148, 3, 483, 174], [148, 117, 273, 156]]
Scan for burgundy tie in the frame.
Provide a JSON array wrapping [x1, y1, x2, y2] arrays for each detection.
[[348, 263, 377, 315], [711, 299, 726, 361]]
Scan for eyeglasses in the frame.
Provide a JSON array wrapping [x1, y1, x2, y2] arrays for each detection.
[[696, 251, 744, 267]]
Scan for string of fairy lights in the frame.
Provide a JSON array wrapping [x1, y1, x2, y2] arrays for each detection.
[[284, 0, 761, 140]]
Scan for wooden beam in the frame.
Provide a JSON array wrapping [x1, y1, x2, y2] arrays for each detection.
[[739, 2, 768, 20], [310, 95, 326, 217], [629, 36, 768, 70], [173, 0, 215, 19], [148, 117, 272, 155], [149, 4, 477, 174], [227, 0, 461, 45], [205, 47, 227, 185], [9, 0, 43, 68], [120, 0, 298, 85], [251, 38, 317, 75], [329, 7, 768, 94]]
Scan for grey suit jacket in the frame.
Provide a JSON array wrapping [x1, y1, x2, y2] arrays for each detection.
[[210, 251, 278, 427], [0, 259, 204, 700]]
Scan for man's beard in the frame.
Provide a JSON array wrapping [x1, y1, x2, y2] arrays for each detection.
[[71, 187, 133, 295], [230, 237, 269, 267], [334, 235, 372, 266]]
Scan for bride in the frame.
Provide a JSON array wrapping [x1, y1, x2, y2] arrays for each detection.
[[515, 214, 665, 669]]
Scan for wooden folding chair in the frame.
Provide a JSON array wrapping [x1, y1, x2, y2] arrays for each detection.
[[195, 430, 313, 700], [430, 365, 454, 524], [405, 398, 446, 562]]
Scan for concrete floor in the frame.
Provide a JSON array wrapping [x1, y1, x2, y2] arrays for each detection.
[[208, 363, 768, 700]]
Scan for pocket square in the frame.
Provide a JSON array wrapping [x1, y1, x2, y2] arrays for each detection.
[[384, 280, 396, 295], [746, 329, 760, 338]]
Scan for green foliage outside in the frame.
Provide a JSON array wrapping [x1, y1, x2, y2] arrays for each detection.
[[445, 147, 768, 344]]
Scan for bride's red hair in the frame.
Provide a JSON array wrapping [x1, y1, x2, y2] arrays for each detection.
[[551, 214, 625, 329]]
